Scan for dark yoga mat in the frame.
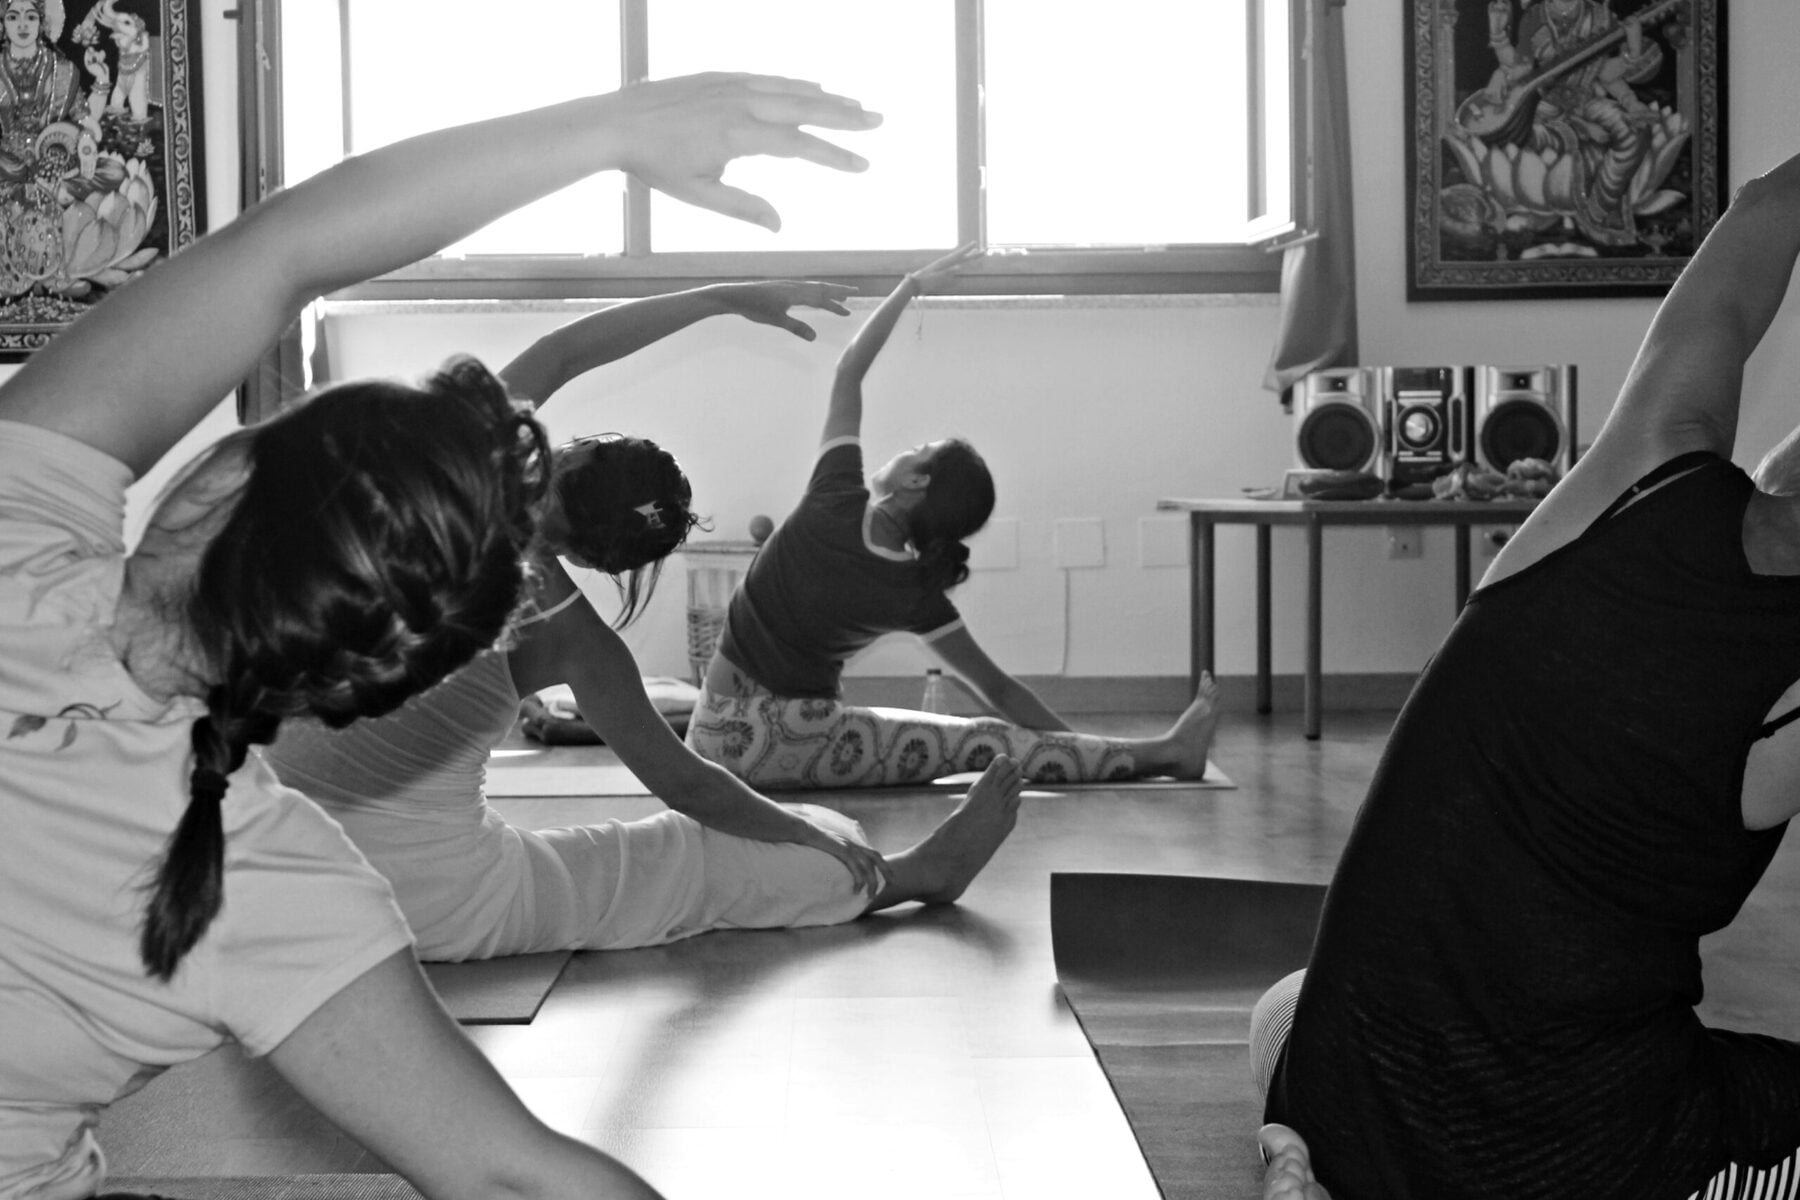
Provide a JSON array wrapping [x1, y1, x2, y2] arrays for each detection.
[[1050, 873, 1327, 1200], [421, 950, 572, 1025], [102, 1176, 421, 1199]]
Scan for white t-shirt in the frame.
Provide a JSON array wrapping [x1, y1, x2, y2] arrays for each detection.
[[0, 421, 412, 1200]]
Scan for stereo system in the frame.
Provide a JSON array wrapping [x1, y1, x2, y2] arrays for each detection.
[[1291, 364, 1577, 490]]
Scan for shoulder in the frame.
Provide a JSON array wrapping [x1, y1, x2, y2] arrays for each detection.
[[213, 757, 414, 1053], [807, 438, 865, 489]]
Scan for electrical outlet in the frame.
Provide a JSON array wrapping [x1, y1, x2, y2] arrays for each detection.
[[1387, 527, 1423, 559], [1137, 515, 1188, 568], [1054, 518, 1106, 568]]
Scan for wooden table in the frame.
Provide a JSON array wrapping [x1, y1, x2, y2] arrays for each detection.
[[1155, 496, 1539, 738]]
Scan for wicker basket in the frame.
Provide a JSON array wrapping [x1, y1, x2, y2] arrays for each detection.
[[686, 606, 731, 686], [682, 541, 759, 684]]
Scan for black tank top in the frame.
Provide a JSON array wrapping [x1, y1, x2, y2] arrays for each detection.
[[1267, 454, 1800, 1200]]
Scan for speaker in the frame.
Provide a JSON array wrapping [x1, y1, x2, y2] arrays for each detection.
[[1382, 365, 1472, 490], [1292, 367, 1382, 473], [1474, 365, 1577, 474]]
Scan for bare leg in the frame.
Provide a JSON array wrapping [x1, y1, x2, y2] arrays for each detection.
[[1132, 671, 1222, 779], [865, 755, 1024, 911], [1259, 1125, 1331, 1200]]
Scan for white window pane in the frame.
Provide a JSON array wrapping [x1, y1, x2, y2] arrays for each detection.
[[1258, 0, 1293, 225], [648, 0, 953, 252], [339, 1, 624, 256], [279, 5, 342, 188], [984, 0, 1251, 246]]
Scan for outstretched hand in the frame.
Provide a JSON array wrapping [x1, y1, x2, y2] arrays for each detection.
[[607, 73, 882, 232], [908, 241, 984, 291], [707, 280, 857, 341]]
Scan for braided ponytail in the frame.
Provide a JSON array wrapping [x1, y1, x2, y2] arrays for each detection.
[[134, 354, 549, 981], [906, 438, 995, 593], [140, 689, 282, 980]]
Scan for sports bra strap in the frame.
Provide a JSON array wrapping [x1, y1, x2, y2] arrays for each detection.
[[1590, 450, 1718, 528], [1758, 705, 1800, 742]]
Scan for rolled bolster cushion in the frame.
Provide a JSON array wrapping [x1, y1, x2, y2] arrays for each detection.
[[519, 678, 703, 745]]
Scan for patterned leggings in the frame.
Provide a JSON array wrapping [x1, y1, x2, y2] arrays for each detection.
[[1249, 970, 1800, 1200], [684, 686, 1142, 789]]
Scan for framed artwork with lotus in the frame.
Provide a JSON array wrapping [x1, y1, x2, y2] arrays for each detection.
[[0, 0, 203, 358], [1405, 0, 1724, 300]]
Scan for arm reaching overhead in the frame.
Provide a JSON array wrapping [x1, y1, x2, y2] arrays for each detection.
[[1484, 151, 1800, 585], [499, 280, 857, 408], [0, 74, 880, 476], [820, 242, 982, 446], [1597, 152, 1800, 468]]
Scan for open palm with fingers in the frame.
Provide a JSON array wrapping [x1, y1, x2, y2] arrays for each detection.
[[608, 73, 881, 231], [710, 280, 857, 341]]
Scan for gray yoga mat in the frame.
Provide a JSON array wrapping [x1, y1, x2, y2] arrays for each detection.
[[1050, 872, 1327, 1200], [101, 1176, 421, 1199], [421, 950, 572, 1025]]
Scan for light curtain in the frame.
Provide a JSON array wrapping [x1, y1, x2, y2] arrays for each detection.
[[1264, 0, 1358, 397]]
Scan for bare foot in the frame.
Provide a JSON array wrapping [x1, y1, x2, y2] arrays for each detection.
[[1160, 671, 1221, 779], [873, 755, 1024, 909], [1259, 1124, 1330, 1200]]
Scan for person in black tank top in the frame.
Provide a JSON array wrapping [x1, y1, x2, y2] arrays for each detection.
[[1255, 149, 1800, 1200]]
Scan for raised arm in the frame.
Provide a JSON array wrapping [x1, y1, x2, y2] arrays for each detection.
[[820, 242, 981, 446], [0, 75, 879, 476], [498, 280, 856, 407], [507, 562, 883, 897], [1484, 151, 1800, 583], [1597, 153, 1800, 470]]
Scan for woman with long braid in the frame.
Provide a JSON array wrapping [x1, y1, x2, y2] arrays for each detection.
[[685, 245, 1221, 790], [0, 73, 877, 1200]]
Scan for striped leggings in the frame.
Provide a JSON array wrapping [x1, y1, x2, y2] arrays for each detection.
[[684, 686, 1141, 789], [1249, 970, 1800, 1200]]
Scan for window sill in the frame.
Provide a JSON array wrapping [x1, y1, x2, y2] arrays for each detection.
[[319, 292, 1280, 321]]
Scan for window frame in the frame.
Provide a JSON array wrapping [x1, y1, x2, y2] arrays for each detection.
[[238, 0, 1312, 301]]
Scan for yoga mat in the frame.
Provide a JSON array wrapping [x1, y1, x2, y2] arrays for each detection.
[[103, 1177, 421, 1199], [937, 759, 1235, 791], [1050, 873, 1326, 1200], [421, 951, 572, 1024]]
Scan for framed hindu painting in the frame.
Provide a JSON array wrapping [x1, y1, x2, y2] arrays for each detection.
[[1405, 0, 1725, 300], [0, 0, 203, 358]]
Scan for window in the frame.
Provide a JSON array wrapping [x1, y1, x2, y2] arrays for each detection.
[[245, 0, 1309, 299]]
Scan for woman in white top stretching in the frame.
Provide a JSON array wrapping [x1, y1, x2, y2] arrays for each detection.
[[0, 73, 876, 1200], [267, 283, 1026, 962]]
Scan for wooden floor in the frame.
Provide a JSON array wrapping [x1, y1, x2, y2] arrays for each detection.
[[95, 703, 1800, 1198]]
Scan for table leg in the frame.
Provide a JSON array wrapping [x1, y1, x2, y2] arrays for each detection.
[[1255, 524, 1272, 714], [1305, 517, 1322, 740], [1199, 518, 1215, 686], [1188, 515, 1217, 694], [1455, 525, 1472, 611]]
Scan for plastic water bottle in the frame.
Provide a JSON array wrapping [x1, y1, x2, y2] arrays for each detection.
[[921, 667, 949, 714]]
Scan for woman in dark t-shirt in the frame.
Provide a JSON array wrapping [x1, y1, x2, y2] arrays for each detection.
[[1254, 151, 1800, 1200], [685, 245, 1223, 790]]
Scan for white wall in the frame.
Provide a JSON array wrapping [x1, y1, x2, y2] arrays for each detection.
[[76, 5, 1800, 682]]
